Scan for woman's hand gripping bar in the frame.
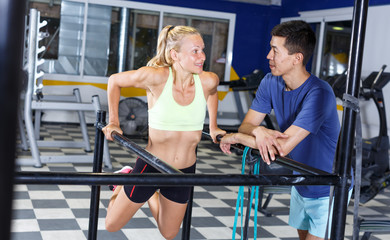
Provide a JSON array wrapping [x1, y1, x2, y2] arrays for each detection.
[[98, 123, 183, 174]]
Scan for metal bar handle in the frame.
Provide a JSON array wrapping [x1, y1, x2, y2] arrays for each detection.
[[14, 171, 340, 186], [97, 122, 183, 174], [205, 132, 330, 176]]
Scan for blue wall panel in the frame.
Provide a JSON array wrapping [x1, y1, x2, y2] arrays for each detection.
[[230, 5, 281, 76]]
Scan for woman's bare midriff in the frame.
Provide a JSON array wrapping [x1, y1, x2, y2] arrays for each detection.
[[146, 128, 202, 169]]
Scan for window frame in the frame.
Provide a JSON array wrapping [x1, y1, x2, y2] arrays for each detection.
[[281, 7, 353, 77], [43, 0, 236, 84]]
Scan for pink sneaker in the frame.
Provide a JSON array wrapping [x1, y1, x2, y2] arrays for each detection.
[[109, 166, 133, 191]]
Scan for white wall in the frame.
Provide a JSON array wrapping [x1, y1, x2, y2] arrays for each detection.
[[360, 5, 390, 138]]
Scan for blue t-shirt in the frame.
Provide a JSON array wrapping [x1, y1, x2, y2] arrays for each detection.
[[251, 73, 341, 198]]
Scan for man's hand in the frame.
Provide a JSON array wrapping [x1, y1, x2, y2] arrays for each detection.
[[253, 126, 289, 165]]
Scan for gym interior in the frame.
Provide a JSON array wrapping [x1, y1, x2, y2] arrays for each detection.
[[2, 0, 390, 239]]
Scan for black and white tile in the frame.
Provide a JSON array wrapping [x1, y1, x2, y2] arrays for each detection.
[[12, 124, 390, 239]]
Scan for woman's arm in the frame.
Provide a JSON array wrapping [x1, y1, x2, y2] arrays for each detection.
[[103, 67, 157, 140], [219, 132, 257, 154], [203, 72, 226, 142]]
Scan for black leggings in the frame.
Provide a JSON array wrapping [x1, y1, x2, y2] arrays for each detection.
[[123, 158, 195, 204]]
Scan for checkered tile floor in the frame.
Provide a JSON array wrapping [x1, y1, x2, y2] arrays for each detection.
[[12, 123, 390, 239]]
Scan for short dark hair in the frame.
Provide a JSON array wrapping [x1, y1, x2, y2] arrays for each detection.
[[271, 20, 316, 66]]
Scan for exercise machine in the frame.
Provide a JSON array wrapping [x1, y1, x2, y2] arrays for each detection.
[[327, 65, 390, 203], [328, 65, 390, 239], [18, 9, 112, 168], [358, 65, 390, 203], [354, 65, 390, 240]]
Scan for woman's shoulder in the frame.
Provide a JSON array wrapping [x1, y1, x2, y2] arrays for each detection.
[[199, 70, 218, 79], [135, 66, 169, 83], [199, 71, 219, 87], [137, 66, 169, 75]]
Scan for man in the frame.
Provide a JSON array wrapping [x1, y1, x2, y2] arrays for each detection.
[[220, 20, 343, 240]]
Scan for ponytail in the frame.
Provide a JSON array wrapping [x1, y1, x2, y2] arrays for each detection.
[[147, 25, 200, 67]]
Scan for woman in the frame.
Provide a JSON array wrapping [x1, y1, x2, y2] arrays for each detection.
[[102, 25, 225, 239]]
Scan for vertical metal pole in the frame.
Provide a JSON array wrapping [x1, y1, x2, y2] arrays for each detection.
[[25, 8, 43, 167], [331, 0, 369, 239], [129, 12, 137, 70], [118, 7, 129, 73], [181, 153, 197, 240], [88, 111, 106, 240], [74, 88, 92, 152], [181, 187, 194, 240], [0, 0, 26, 239]]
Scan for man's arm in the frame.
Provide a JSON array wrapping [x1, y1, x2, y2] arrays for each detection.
[[238, 109, 266, 135], [220, 123, 309, 165], [238, 109, 288, 163], [277, 125, 310, 157]]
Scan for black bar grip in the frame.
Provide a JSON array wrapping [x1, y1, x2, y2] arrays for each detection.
[[203, 132, 329, 176], [98, 123, 183, 174], [216, 134, 223, 142]]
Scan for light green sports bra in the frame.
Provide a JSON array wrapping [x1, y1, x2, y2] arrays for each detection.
[[148, 67, 207, 131]]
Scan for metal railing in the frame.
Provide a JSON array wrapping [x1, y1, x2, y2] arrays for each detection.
[[14, 111, 343, 240], [6, 0, 371, 238]]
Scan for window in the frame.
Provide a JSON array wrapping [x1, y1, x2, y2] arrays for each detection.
[[33, 0, 235, 83], [282, 7, 354, 79], [320, 21, 352, 79], [163, 13, 229, 79]]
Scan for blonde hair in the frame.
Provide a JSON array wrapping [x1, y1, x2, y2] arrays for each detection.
[[147, 25, 201, 67]]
